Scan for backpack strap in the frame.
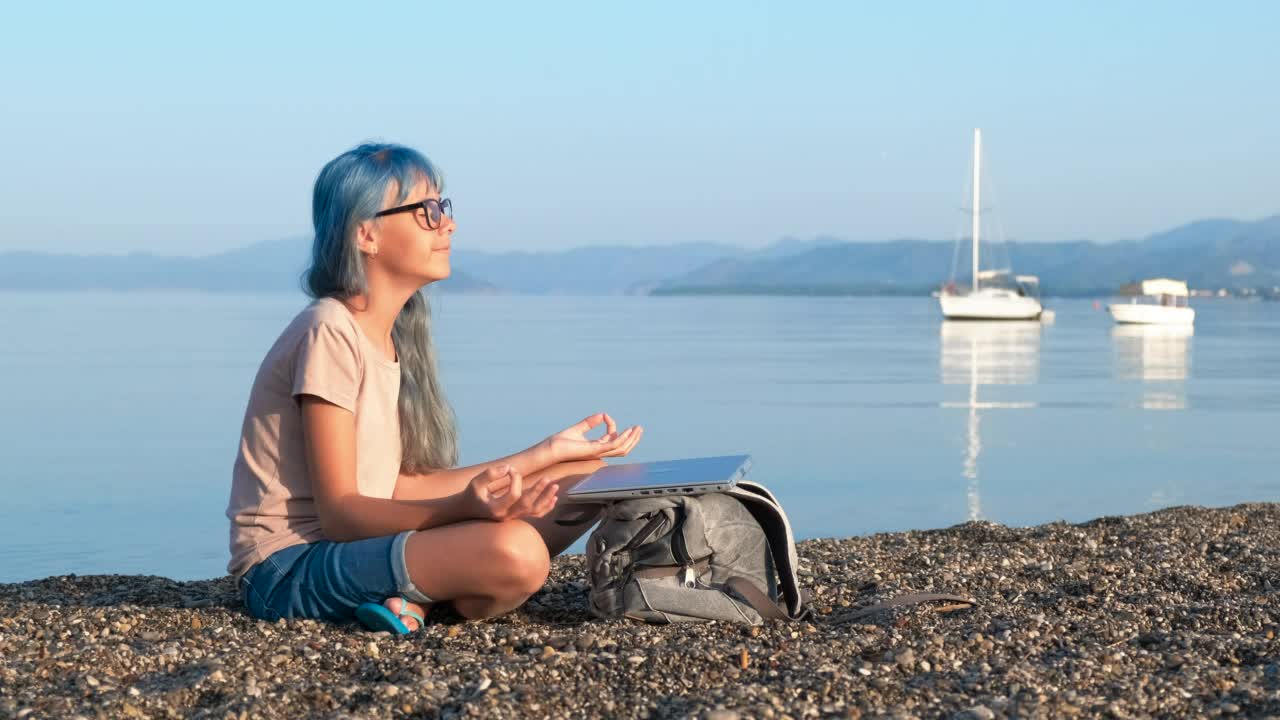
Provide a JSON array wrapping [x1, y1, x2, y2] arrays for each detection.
[[844, 592, 976, 621], [724, 576, 790, 620], [724, 481, 810, 621], [633, 558, 713, 583]]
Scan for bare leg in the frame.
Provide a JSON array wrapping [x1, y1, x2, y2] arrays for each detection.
[[399, 518, 551, 620], [383, 460, 606, 625]]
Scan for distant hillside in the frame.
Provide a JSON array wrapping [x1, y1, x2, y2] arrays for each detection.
[[653, 215, 1280, 296], [0, 238, 737, 295], [0, 237, 497, 294], [3, 215, 1276, 297], [450, 243, 741, 295]]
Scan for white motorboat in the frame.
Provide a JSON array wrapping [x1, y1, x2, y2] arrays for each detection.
[[1108, 278, 1195, 325], [939, 128, 1044, 321]]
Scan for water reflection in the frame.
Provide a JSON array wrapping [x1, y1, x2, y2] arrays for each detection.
[[940, 321, 1041, 521], [1112, 324, 1193, 410]]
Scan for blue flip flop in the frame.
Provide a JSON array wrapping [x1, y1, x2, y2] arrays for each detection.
[[355, 596, 426, 634]]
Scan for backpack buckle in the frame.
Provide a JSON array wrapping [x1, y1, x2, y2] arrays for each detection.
[[681, 566, 696, 588]]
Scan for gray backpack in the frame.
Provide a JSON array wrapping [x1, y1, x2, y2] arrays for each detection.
[[581, 481, 809, 625]]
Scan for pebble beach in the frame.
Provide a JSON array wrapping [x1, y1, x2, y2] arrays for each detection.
[[3, 503, 1278, 719]]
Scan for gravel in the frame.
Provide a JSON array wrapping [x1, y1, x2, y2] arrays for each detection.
[[3, 503, 1279, 719]]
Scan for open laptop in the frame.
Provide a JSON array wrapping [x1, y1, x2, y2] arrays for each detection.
[[563, 454, 752, 501]]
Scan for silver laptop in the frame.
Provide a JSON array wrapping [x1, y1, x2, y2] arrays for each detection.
[[563, 454, 752, 501]]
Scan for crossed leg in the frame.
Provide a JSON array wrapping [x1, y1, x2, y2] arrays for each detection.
[[386, 459, 607, 627]]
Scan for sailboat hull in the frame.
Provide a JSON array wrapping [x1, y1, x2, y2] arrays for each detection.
[[940, 291, 1042, 320]]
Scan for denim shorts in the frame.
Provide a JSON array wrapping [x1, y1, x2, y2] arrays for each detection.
[[239, 530, 432, 623]]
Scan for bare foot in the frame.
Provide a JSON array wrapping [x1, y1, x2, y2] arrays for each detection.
[[383, 597, 428, 631]]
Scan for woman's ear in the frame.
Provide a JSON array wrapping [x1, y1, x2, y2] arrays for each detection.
[[355, 220, 378, 256]]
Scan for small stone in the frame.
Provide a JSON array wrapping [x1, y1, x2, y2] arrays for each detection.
[[120, 704, 143, 718], [365, 641, 380, 658], [208, 670, 226, 683], [190, 617, 202, 630], [707, 711, 741, 720], [627, 655, 646, 665], [962, 706, 995, 720], [140, 631, 162, 642], [895, 649, 915, 668]]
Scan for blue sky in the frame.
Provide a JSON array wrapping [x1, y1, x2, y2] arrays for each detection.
[[0, 1, 1276, 255]]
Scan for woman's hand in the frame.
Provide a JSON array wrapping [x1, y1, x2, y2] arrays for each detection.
[[461, 465, 560, 522], [543, 412, 643, 464]]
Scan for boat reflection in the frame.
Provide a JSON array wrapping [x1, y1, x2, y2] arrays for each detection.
[[1112, 324, 1193, 410], [940, 321, 1041, 522]]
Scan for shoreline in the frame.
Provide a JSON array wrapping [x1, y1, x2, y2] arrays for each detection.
[[3, 503, 1278, 719]]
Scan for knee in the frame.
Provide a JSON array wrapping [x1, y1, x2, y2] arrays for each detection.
[[490, 520, 550, 597]]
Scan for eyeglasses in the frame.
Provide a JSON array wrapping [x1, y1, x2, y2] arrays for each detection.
[[374, 197, 453, 230]]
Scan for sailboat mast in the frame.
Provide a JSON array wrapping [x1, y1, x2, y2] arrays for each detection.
[[972, 128, 981, 293]]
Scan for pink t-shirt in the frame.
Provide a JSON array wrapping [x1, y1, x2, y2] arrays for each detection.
[[225, 297, 402, 578]]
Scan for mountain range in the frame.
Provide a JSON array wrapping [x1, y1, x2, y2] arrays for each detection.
[[0, 238, 495, 294], [655, 215, 1280, 297], [1, 215, 1276, 297]]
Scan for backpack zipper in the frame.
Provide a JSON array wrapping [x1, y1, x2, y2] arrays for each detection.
[[671, 520, 699, 587]]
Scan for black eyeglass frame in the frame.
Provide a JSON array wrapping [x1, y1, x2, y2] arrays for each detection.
[[373, 198, 453, 229]]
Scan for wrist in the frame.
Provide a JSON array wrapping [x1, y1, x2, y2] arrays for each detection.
[[529, 438, 563, 468], [441, 491, 478, 524]]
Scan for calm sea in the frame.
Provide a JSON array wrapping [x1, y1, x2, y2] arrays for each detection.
[[1, 292, 1277, 583]]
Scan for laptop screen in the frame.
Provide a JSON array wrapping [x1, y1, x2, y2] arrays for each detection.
[[565, 454, 751, 496]]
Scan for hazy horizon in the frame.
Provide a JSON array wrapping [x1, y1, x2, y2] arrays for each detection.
[[5, 209, 1279, 261], [2, 3, 1277, 256]]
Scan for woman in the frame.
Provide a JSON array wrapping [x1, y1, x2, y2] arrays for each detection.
[[226, 142, 642, 632]]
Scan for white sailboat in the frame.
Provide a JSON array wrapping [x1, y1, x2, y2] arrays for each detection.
[[939, 129, 1044, 321]]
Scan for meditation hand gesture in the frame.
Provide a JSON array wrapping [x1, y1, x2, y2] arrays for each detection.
[[543, 412, 643, 464], [463, 465, 559, 521]]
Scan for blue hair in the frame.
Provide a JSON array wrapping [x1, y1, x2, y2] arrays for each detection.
[[303, 142, 458, 471], [306, 143, 444, 297]]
